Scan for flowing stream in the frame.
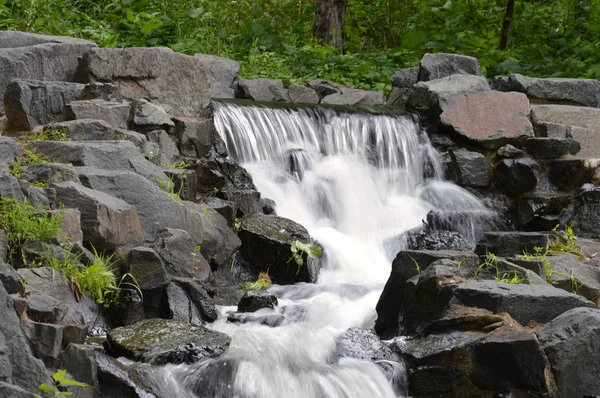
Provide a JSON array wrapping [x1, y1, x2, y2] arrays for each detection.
[[153, 100, 487, 398]]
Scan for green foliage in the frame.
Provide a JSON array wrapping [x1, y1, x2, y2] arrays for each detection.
[[9, 147, 51, 178], [28, 129, 69, 142], [475, 250, 528, 285], [288, 240, 322, 274], [549, 224, 585, 261], [409, 255, 421, 273], [519, 246, 553, 283], [33, 369, 90, 398], [233, 218, 244, 234], [163, 159, 189, 169], [154, 177, 183, 202], [242, 271, 272, 290]]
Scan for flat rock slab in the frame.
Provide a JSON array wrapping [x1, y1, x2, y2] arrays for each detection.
[[408, 74, 490, 111], [107, 318, 230, 364], [546, 255, 600, 303], [418, 53, 482, 82], [525, 137, 580, 159], [238, 79, 287, 102], [440, 91, 533, 149], [493, 73, 600, 108], [475, 231, 549, 257], [65, 99, 130, 129], [321, 88, 385, 106]]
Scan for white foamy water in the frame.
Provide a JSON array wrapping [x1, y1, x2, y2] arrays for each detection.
[[151, 101, 487, 398]]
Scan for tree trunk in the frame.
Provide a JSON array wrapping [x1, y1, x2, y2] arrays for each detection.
[[314, 0, 347, 52], [500, 0, 515, 50]]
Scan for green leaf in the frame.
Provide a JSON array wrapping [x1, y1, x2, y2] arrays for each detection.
[[250, 22, 264, 36], [60, 378, 91, 387], [140, 21, 163, 35], [402, 30, 427, 49], [53, 369, 67, 383], [307, 246, 322, 258], [34, 18, 46, 27], [39, 383, 55, 393], [185, 7, 203, 18]]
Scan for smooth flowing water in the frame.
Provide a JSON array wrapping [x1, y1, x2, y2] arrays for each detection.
[[153, 101, 487, 398]]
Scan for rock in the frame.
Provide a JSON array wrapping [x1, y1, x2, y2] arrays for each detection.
[[45, 119, 135, 143], [4, 79, 84, 130], [517, 193, 572, 231], [146, 129, 180, 164], [375, 250, 479, 337], [49, 207, 84, 245], [176, 279, 218, 322], [418, 53, 482, 82], [238, 79, 288, 102], [21, 320, 86, 367], [125, 247, 169, 292], [20, 163, 80, 185], [0, 172, 24, 202], [549, 158, 598, 190], [77, 82, 122, 101], [0, 137, 21, 172], [495, 157, 540, 194], [227, 189, 261, 216], [163, 168, 196, 202], [492, 73, 600, 107], [0, 232, 6, 262], [77, 167, 240, 266], [52, 181, 144, 250], [238, 214, 320, 284], [173, 117, 219, 158], [572, 184, 600, 239], [391, 67, 419, 88], [194, 53, 240, 98], [287, 84, 319, 104], [321, 88, 386, 105], [546, 255, 600, 302], [166, 283, 202, 325], [307, 79, 344, 98], [28, 140, 168, 183], [533, 121, 571, 138], [107, 318, 230, 364], [408, 74, 490, 111], [116, 288, 145, 327], [237, 291, 278, 313], [203, 197, 236, 227], [0, 263, 22, 294], [475, 231, 549, 257], [537, 307, 600, 398], [335, 328, 399, 362], [193, 159, 227, 194], [151, 228, 211, 280], [405, 227, 472, 252], [75, 47, 213, 117], [442, 149, 489, 187], [95, 352, 159, 397], [65, 99, 130, 129], [453, 280, 594, 325], [496, 144, 525, 159], [129, 99, 174, 132], [386, 87, 412, 107], [0, 283, 48, 391], [0, 382, 32, 398], [525, 137, 580, 159], [17, 180, 49, 207], [0, 31, 96, 114]]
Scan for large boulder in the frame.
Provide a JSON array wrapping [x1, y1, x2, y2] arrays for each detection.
[[107, 318, 230, 364], [4, 79, 84, 130], [151, 228, 211, 280], [45, 119, 145, 144], [286, 84, 319, 104], [537, 307, 600, 398], [546, 255, 600, 302], [408, 74, 489, 110], [0, 31, 96, 114], [194, 54, 240, 99], [20, 163, 80, 186], [237, 291, 278, 313], [391, 66, 419, 88], [173, 117, 221, 158], [74, 47, 213, 117], [76, 167, 240, 266], [493, 73, 600, 108], [65, 99, 130, 129], [238, 214, 320, 284], [418, 53, 482, 82]]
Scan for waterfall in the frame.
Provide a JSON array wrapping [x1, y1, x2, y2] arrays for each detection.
[[152, 100, 488, 398]]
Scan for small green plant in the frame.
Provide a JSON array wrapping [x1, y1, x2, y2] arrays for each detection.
[[28, 128, 69, 142], [288, 240, 323, 274], [548, 224, 585, 261], [475, 250, 528, 285], [9, 147, 51, 178], [155, 177, 183, 202], [520, 246, 553, 282], [409, 255, 420, 273], [242, 271, 272, 290], [456, 260, 463, 271], [163, 159, 189, 169], [33, 369, 89, 398], [233, 218, 244, 234]]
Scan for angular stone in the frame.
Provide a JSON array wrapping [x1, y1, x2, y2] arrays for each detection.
[[408, 74, 490, 110], [322, 88, 385, 105], [167, 283, 202, 325], [125, 247, 169, 291], [0, 172, 24, 202], [164, 168, 196, 202], [0, 137, 21, 173], [418, 53, 482, 82], [20, 163, 80, 185], [525, 137, 580, 159], [475, 231, 549, 257], [75, 47, 213, 117], [65, 99, 130, 129], [0, 263, 21, 294], [107, 318, 230, 364], [194, 54, 240, 99], [77, 82, 122, 101], [176, 279, 218, 322], [533, 121, 571, 138], [45, 119, 130, 142], [546, 255, 600, 302], [307, 79, 344, 98], [130, 98, 174, 132], [173, 117, 218, 158], [386, 87, 412, 107], [287, 84, 319, 104], [493, 73, 600, 107], [495, 157, 540, 194], [237, 291, 278, 313], [151, 228, 211, 280], [203, 197, 236, 227], [496, 144, 525, 159], [21, 320, 86, 367], [537, 307, 600, 398], [4, 79, 83, 131], [572, 184, 600, 239], [0, 382, 32, 398], [392, 66, 419, 88], [0, 31, 96, 114], [18, 180, 49, 207], [52, 181, 144, 250], [442, 149, 489, 187], [549, 158, 599, 190], [49, 207, 84, 245], [146, 129, 180, 164], [517, 193, 572, 230], [238, 79, 288, 102]]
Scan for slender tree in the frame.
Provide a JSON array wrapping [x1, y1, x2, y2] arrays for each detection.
[[314, 0, 348, 52], [500, 0, 515, 50]]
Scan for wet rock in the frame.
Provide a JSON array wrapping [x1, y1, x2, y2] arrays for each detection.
[[238, 214, 321, 284], [52, 181, 144, 250], [0, 263, 22, 294], [203, 197, 236, 227], [65, 99, 130, 129], [442, 149, 490, 187], [386, 87, 413, 107], [238, 79, 288, 102], [495, 157, 540, 194], [546, 255, 600, 302], [227, 189, 261, 216], [549, 158, 597, 190], [175, 279, 218, 322], [4, 79, 84, 131], [145, 129, 180, 164], [194, 53, 240, 99], [517, 193, 571, 231], [321, 88, 385, 106], [167, 283, 202, 325], [572, 184, 600, 239], [492, 73, 600, 108], [335, 328, 399, 362], [525, 137, 580, 159], [537, 307, 600, 398], [287, 84, 319, 104], [0, 137, 21, 172], [173, 117, 219, 158], [107, 318, 230, 364], [260, 198, 277, 215], [75, 47, 213, 117], [453, 280, 595, 325], [125, 247, 169, 292], [162, 168, 196, 202], [405, 227, 473, 252], [20, 163, 80, 185], [95, 351, 160, 397], [237, 291, 278, 313], [418, 53, 482, 82], [152, 228, 211, 280], [116, 288, 145, 327], [475, 231, 549, 257], [307, 79, 344, 98], [0, 31, 96, 114], [391, 67, 419, 88]]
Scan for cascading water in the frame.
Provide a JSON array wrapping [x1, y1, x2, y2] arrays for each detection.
[[151, 100, 488, 398]]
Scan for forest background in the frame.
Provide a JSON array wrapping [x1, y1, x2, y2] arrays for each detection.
[[1, 0, 598, 93]]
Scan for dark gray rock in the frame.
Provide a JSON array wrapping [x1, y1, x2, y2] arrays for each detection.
[[495, 157, 540, 194], [418, 53, 482, 82], [77, 167, 240, 266], [0, 231, 6, 263], [21, 320, 86, 367], [0, 172, 24, 202], [125, 247, 169, 291], [146, 129, 180, 165], [496, 144, 525, 159], [386, 87, 413, 108], [75, 47, 213, 117], [238, 214, 320, 284], [392, 66, 419, 88], [152, 228, 211, 280], [176, 279, 218, 322], [287, 84, 319, 104], [130, 99, 174, 132], [475, 231, 549, 257], [408, 74, 490, 110], [453, 280, 594, 325], [533, 120, 572, 139], [17, 180, 49, 207], [77, 82, 122, 101], [321, 89, 385, 106], [492, 73, 600, 108], [0, 137, 21, 172], [546, 255, 600, 302], [163, 168, 196, 202], [335, 328, 399, 363], [52, 181, 144, 250], [537, 307, 600, 398], [227, 189, 261, 216], [23, 292, 68, 323], [237, 291, 278, 313], [239, 79, 288, 102], [21, 163, 80, 185], [549, 158, 597, 191], [203, 197, 236, 227], [107, 318, 230, 364], [573, 184, 600, 239], [0, 31, 96, 114], [307, 79, 344, 98], [0, 263, 21, 294], [173, 117, 219, 158], [0, 382, 32, 398], [194, 53, 239, 99], [525, 137, 580, 159], [517, 193, 571, 231], [167, 283, 202, 325], [4, 79, 83, 130], [65, 99, 130, 129], [442, 149, 489, 187], [46, 119, 135, 142]]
